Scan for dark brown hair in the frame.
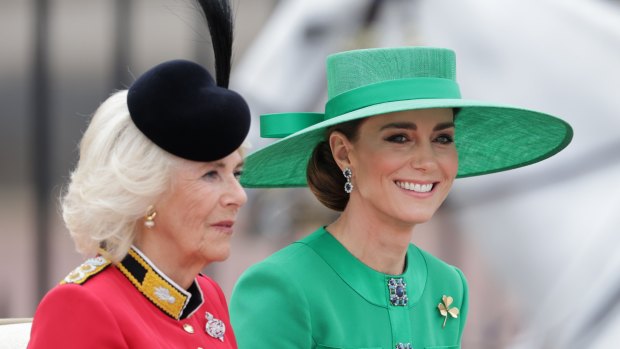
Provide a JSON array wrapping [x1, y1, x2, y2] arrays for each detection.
[[306, 119, 365, 211]]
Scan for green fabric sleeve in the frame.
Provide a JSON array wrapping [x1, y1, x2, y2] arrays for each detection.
[[455, 267, 469, 342], [230, 262, 314, 349]]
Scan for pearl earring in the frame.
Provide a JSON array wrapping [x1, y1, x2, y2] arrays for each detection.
[[144, 206, 157, 229]]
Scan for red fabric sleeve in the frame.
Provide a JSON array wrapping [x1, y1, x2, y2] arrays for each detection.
[[28, 284, 128, 349]]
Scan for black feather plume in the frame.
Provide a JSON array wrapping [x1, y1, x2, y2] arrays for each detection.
[[196, 0, 234, 88]]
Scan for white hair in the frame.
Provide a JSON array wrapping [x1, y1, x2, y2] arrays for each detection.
[[61, 90, 175, 263]]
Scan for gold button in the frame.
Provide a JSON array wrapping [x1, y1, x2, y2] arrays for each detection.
[[183, 323, 194, 334]]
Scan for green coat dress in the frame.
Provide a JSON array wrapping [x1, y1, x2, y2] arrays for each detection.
[[230, 227, 468, 349]]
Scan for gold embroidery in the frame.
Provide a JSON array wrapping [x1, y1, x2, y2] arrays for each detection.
[[116, 248, 188, 319], [61, 256, 111, 285]]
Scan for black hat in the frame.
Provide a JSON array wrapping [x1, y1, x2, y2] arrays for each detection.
[[127, 59, 250, 162]]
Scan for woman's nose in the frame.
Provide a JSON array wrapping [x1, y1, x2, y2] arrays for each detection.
[[223, 177, 248, 208], [410, 142, 438, 172]]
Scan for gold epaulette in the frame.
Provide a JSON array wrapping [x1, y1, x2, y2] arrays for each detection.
[[60, 256, 111, 285]]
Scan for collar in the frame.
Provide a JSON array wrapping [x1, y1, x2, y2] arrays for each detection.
[[116, 246, 204, 320], [298, 227, 428, 308]]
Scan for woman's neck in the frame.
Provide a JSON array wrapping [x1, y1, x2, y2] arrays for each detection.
[[326, 200, 415, 275], [132, 232, 201, 290]]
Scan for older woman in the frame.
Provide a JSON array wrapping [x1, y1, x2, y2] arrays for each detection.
[[27, 1, 249, 347], [229, 47, 573, 349]]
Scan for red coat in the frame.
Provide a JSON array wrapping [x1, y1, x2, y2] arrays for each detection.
[[28, 248, 237, 349]]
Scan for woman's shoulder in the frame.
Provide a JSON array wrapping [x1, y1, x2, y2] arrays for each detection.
[[29, 265, 128, 348], [40, 255, 142, 311], [37, 256, 120, 311], [243, 228, 328, 273], [35, 279, 110, 318], [410, 244, 467, 292], [60, 256, 113, 285]]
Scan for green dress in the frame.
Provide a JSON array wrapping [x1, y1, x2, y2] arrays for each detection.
[[230, 227, 468, 349]]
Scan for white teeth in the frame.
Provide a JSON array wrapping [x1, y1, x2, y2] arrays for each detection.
[[396, 181, 433, 193]]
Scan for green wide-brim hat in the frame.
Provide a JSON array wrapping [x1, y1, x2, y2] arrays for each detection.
[[241, 47, 573, 188]]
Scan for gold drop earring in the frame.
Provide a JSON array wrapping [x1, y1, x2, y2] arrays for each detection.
[[144, 205, 157, 229]]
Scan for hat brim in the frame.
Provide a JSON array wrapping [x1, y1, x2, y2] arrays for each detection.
[[241, 99, 573, 188]]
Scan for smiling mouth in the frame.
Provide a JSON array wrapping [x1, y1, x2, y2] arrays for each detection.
[[395, 181, 435, 193]]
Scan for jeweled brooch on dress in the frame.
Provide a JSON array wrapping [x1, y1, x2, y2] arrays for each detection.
[[388, 278, 408, 306], [205, 312, 225, 342], [437, 295, 459, 328]]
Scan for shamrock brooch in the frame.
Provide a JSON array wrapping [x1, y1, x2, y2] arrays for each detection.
[[437, 295, 459, 328]]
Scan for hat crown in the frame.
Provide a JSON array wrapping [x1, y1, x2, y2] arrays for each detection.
[[127, 59, 250, 162], [326, 47, 457, 99]]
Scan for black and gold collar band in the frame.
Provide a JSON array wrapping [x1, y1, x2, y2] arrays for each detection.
[[117, 246, 204, 320]]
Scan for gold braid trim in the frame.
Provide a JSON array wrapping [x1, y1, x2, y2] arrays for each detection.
[[116, 248, 188, 319]]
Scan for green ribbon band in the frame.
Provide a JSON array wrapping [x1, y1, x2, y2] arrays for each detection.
[[260, 78, 461, 138], [325, 77, 461, 119], [260, 113, 324, 138]]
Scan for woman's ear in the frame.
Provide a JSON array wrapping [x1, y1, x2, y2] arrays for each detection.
[[329, 131, 353, 171]]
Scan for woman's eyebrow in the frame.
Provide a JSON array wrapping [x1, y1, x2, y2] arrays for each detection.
[[380, 122, 416, 131], [434, 122, 455, 131], [204, 161, 244, 170], [379, 121, 455, 131]]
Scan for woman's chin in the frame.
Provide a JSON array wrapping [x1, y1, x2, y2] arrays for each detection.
[[397, 212, 435, 226], [201, 248, 231, 265]]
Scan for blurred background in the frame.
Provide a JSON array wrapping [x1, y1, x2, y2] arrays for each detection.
[[1, 0, 620, 348]]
